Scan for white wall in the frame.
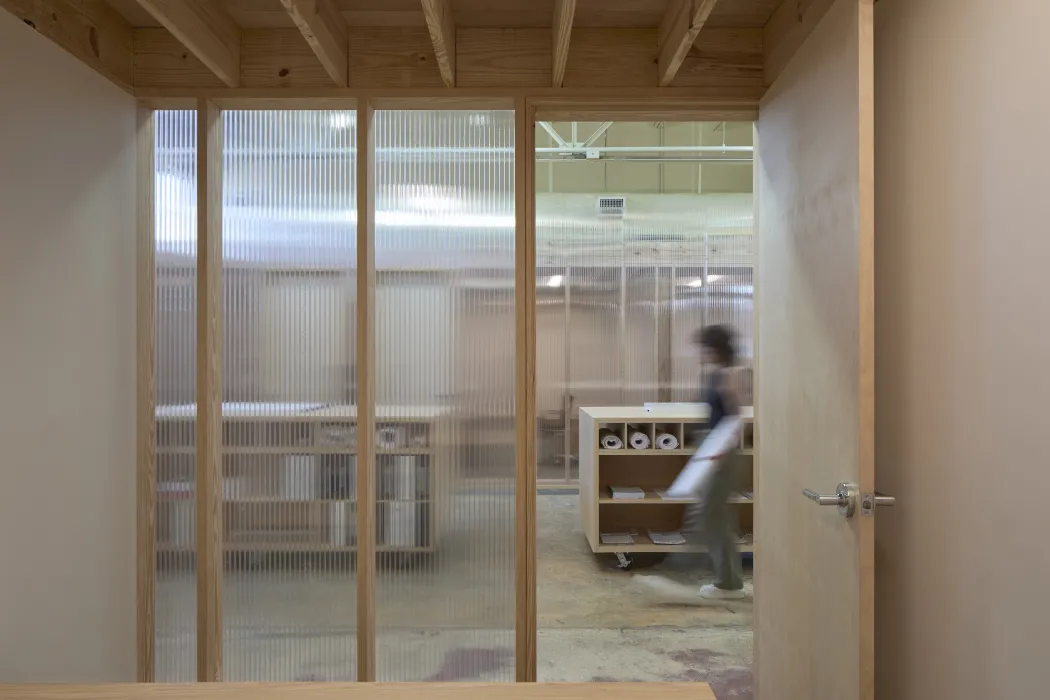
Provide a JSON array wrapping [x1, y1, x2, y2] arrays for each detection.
[[0, 12, 136, 681], [875, 1, 1050, 698]]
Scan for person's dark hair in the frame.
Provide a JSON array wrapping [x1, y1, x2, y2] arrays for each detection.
[[693, 324, 736, 366]]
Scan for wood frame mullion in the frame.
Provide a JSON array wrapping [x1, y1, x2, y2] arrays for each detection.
[[196, 96, 224, 683], [515, 96, 538, 683], [136, 106, 157, 683], [355, 97, 377, 683]]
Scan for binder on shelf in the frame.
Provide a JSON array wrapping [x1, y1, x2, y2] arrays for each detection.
[[649, 530, 687, 546], [609, 486, 645, 500]]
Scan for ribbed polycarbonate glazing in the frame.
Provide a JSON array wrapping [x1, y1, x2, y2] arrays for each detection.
[[373, 110, 517, 682], [154, 109, 197, 681], [220, 110, 358, 681], [535, 189, 754, 481]]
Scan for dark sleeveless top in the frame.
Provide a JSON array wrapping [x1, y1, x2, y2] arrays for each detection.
[[701, 369, 733, 428]]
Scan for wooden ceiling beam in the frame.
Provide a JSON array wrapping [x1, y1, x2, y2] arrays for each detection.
[[133, 0, 241, 87], [420, 0, 455, 87], [657, 0, 720, 87], [551, 0, 576, 88], [280, 0, 348, 87], [1, 0, 133, 91]]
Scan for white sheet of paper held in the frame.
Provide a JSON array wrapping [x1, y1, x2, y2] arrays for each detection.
[[665, 416, 743, 498]]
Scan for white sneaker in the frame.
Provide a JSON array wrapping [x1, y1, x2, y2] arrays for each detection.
[[698, 583, 747, 600]]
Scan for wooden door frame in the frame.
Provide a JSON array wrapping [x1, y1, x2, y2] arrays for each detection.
[[135, 93, 759, 684]]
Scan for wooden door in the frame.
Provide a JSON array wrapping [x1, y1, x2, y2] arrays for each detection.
[[754, 0, 876, 699]]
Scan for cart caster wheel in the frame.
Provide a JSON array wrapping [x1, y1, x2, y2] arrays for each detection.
[[615, 552, 634, 570]]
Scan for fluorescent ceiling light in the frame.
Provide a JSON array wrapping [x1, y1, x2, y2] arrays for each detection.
[[329, 113, 355, 129], [687, 274, 722, 288], [547, 275, 564, 287]]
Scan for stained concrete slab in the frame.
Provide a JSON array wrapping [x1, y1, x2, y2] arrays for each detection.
[[155, 492, 752, 697]]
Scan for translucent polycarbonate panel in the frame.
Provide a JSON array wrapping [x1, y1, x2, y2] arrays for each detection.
[[670, 215, 755, 403], [535, 190, 755, 477], [221, 110, 357, 681], [154, 109, 197, 681], [373, 110, 516, 681], [536, 265, 569, 481]]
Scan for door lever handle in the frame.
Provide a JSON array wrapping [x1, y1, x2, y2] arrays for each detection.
[[803, 484, 898, 518], [802, 489, 845, 506], [802, 482, 856, 517]]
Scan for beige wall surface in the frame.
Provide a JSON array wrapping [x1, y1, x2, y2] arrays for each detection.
[[0, 11, 137, 682], [875, 0, 1050, 698]]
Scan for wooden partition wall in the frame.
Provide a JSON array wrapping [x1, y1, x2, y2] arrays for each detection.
[[135, 92, 759, 684]]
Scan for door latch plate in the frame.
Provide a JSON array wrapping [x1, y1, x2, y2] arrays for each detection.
[[861, 493, 875, 517]]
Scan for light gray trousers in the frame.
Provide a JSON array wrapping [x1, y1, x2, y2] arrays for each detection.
[[682, 450, 745, 591]]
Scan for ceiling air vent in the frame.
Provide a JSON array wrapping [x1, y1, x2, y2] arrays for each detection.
[[596, 196, 627, 219]]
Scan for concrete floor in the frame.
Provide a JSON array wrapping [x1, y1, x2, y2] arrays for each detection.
[[156, 492, 752, 697]]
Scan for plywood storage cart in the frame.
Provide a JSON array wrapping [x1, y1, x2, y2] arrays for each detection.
[[578, 406, 755, 569], [155, 404, 455, 558]]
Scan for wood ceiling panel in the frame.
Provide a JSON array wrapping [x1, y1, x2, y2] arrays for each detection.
[[707, 0, 781, 27], [671, 27, 763, 87], [221, 0, 293, 28], [348, 26, 444, 87], [134, 27, 225, 87], [563, 27, 656, 88], [457, 27, 550, 87], [104, 0, 780, 29], [573, 0, 665, 28], [342, 12, 426, 27], [240, 28, 336, 87], [106, 0, 160, 26]]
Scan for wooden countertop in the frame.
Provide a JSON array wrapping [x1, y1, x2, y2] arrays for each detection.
[[156, 403, 450, 421], [581, 404, 754, 422], [0, 684, 715, 700]]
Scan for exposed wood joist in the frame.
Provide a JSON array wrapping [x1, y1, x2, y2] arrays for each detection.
[[1, 0, 133, 91], [420, 0, 455, 87], [134, 0, 241, 87], [514, 95, 537, 682], [280, 0, 348, 86], [355, 98, 376, 682], [657, 0, 720, 87], [551, 0, 576, 88], [132, 26, 763, 91], [764, 0, 836, 86], [195, 96, 224, 682]]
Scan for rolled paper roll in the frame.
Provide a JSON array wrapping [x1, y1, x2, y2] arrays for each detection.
[[628, 428, 651, 450], [599, 429, 623, 450], [655, 432, 680, 450]]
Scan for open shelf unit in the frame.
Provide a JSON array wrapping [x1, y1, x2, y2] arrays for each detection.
[[579, 405, 755, 562], [155, 403, 455, 559]]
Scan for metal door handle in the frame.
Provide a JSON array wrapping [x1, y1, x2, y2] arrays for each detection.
[[873, 493, 896, 507], [802, 489, 845, 506], [803, 483, 897, 518], [802, 482, 857, 517]]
